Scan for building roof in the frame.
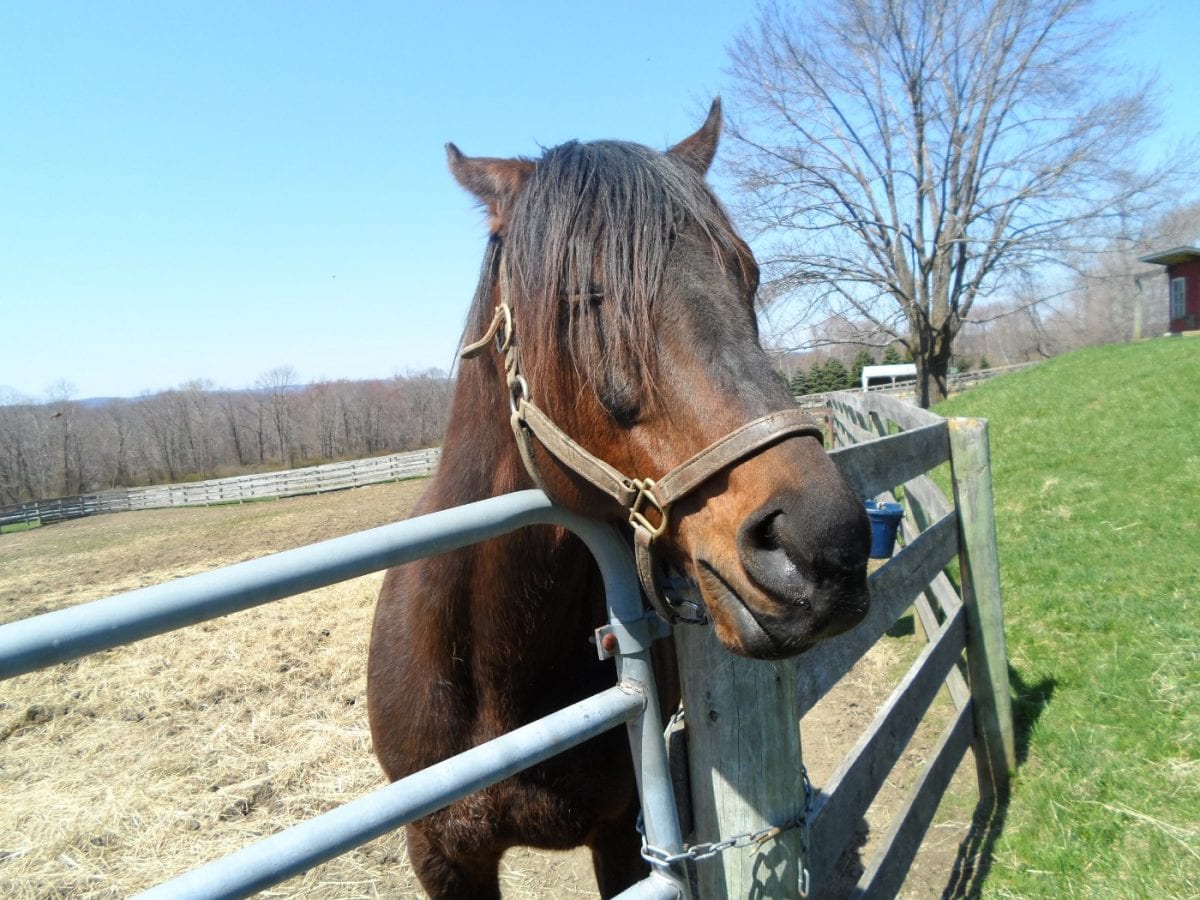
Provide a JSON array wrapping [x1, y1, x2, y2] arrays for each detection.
[[1139, 246, 1200, 266], [861, 363, 917, 391]]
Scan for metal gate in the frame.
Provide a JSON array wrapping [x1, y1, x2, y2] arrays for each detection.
[[0, 490, 686, 900]]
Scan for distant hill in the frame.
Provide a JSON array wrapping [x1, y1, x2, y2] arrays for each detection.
[[77, 396, 125, 409]]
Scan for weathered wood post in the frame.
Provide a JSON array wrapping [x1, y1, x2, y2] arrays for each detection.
[[674, 623, 810, 898], [947, 417, 1017, 799]]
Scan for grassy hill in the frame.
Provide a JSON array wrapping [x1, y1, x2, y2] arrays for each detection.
[[935, 338, 1199, 897]]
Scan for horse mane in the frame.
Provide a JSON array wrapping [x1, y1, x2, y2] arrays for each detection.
[[465, 139, 754, 420]]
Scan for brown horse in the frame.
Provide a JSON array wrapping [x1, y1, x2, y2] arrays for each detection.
[[367, 100, 870, 898]]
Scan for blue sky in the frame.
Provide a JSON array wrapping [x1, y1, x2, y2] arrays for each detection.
[[1, 0, 1194, 401]]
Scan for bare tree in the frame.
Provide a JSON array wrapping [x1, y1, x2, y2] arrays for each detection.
[[0, 370, 458, 505], [726, 0, 1186, 405], [178, 379, 219, 476], [1020, 199, 1200, 352], [391, 369, 454, 449], [0, 390, 40, 503], [45, 380, 85, 494], [137, 391, 185, 482], [255, 366, 298, 467], [100, 400, 136, 489], [308, 380, 346, 461], [217, 391, 255, 467]]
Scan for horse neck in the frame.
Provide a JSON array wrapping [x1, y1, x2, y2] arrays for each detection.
[[418, 354, 605, 690]]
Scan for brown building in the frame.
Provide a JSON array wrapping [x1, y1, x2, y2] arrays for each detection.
[[1140, 246, 1200, 333]]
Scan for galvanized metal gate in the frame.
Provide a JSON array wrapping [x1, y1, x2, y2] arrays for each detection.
[[0, 490, 686, 900]]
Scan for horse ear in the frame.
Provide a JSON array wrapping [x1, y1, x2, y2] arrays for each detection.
[[667, 98, 722, 175], [446, 144, 535, 234]]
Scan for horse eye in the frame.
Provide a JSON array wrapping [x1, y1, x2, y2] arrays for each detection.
[[599, 374, 640, 426], [610, 404, 640, 427]]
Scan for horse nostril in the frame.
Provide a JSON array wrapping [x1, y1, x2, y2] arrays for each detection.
[[737, 507, 806, 599], [737, 490, 871, 600], [729, 490, 871, 652], [747, 509, 782, 553]]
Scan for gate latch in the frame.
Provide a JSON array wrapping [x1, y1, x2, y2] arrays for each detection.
[[592, 611, 672, 660]]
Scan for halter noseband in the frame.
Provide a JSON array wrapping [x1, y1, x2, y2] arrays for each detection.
[[461, 296, 824, 624]]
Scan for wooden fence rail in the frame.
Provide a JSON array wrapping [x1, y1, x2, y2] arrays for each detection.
[[0, 448, 441, 529], [792, 361, 1039, 420]]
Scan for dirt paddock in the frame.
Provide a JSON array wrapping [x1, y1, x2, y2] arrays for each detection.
[[0, 480, 977, 898]]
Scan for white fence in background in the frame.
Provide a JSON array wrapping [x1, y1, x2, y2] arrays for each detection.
[[0, 448, 441, 528]]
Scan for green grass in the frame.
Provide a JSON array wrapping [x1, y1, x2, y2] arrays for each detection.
[[0, 520, 41, 534], [935, 338, 1199, 898]]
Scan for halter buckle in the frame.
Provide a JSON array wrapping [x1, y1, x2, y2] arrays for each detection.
[[628, 479, 668, 540]]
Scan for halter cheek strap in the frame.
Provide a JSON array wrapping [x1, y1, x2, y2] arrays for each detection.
[[462, 301, 824, 624]]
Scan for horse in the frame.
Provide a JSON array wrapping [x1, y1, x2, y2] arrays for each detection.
[[367, 99, 871, 899]]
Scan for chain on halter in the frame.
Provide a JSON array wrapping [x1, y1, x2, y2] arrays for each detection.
[[460, 267, 825, 624]]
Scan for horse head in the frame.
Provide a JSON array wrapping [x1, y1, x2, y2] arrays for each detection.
[[447, 100, 870, 659]]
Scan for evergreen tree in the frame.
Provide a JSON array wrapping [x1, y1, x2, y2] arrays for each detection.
[[850, 350, 876, 390], [823, 358, 851, 391], [806, 361, 828, 392], [789, 369, 810, 396]]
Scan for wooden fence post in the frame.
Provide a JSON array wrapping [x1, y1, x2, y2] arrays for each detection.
[[947, 417, 1016, 799], [674, 622, 810, 898]]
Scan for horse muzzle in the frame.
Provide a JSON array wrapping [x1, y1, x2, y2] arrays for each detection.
[[691, 486, 871, 659]]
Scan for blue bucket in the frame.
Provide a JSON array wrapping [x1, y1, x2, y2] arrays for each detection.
[[865, 500, 904, 559]]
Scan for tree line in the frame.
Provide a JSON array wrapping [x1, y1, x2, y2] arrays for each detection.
[[0, 368, 453, 505], [783, 346, 917, 396], [772, 196, 1196, 391]]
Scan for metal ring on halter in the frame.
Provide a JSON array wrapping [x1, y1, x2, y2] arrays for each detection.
[[494, 303, 513, 353], [508, 375, 529, 415], [661, 577, 708, 625], [460, 304, 514, 360]]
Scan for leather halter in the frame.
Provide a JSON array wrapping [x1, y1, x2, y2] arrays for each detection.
[[460, 290, 824, 624]]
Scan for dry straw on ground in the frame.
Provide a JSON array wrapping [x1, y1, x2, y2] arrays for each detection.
[[1, 480, 971, 898]]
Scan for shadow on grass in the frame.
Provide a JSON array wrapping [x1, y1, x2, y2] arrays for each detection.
[[941, 665, 1056, 899]]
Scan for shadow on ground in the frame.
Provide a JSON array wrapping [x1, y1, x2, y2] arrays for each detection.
[[940, 666, 1056, 899]]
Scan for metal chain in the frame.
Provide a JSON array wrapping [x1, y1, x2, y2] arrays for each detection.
[[640, 818, 795, 866], [638, 742, 814, 894]]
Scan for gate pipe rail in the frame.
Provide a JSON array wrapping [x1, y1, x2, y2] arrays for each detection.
[[135, 686, 645, 900], [3, 491, 609, 678], [0, 490, 686, 899]]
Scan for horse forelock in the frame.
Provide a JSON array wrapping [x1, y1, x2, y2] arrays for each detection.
[[466, 138, 751, 419]]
